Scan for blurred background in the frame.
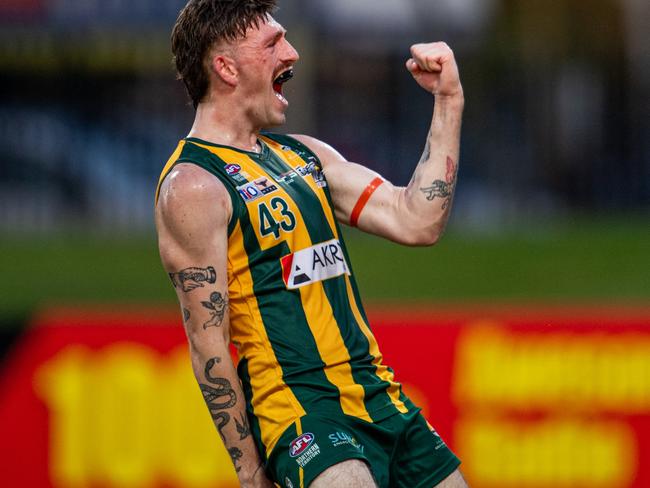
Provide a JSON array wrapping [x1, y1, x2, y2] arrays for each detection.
[[0, 1, 649, 487]]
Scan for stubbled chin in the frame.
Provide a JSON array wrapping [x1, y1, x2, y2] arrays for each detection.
[[265, 115, 286, 128], [261, 90, 288, 127]]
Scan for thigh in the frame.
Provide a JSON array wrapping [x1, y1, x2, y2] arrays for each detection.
[[390, 411, 461, 488], [310, 459, 378, 488]]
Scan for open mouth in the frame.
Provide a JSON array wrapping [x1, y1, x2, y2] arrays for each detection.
[[273, 68, 294, 101]]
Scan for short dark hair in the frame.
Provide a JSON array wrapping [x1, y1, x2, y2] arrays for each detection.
[[171, 0, 278, 108]]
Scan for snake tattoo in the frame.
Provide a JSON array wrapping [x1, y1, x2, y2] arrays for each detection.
[[199, 357, 237, 437]]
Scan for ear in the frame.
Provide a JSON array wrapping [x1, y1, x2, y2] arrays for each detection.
[[209, 54, 238, 87]]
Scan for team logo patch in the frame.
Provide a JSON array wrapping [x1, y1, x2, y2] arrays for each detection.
[[312, 168, 327, 188], [294, 160, 327, 188], [224, 164, 241, 175], [294, 163, 313, 178], [237, 177, 278, 202], [289, 433, 315, 458], [281, 239, 350, 289], [254, 177, 277, 194]]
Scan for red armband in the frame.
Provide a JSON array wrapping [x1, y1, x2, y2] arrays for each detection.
[[349, 177, 385, 227]]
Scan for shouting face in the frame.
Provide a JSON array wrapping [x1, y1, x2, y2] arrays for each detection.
[[227, 15, 299, 128]]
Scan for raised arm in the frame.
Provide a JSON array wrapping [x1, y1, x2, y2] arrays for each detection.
[[293, 42, 464, 246], [155, 164, 273, 488]]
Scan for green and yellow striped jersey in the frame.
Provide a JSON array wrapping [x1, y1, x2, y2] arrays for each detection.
[[156, 134, 411, 458]]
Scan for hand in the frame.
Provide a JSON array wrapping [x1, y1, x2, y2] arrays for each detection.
[[406, 42, 463, 99]]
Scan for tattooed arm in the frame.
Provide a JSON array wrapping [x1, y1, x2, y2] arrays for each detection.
[[292, 42, 463, 246], [155, 164, 273, 488]]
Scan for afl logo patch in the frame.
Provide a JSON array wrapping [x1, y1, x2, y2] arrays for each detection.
[[224, 164, 241, 175], [289, 433, 315, 458]]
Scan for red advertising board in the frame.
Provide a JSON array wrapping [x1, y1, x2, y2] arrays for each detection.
[[1, 305, 649, 488]]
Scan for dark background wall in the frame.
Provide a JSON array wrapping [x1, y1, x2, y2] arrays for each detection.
[[1, 0, 648, 235]]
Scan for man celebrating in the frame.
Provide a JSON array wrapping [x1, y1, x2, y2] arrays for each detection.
[[155, 1, 467, 487]]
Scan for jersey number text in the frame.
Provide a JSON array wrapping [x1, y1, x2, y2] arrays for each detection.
[[258, 197, 296, 239]]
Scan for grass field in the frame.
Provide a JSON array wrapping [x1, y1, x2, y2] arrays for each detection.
[[0, 217, 648, 324]]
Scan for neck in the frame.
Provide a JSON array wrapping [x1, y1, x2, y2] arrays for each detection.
[[188, 98, 262, 153]]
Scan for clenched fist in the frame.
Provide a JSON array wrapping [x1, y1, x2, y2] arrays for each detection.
[[406, 42, 463, 99]]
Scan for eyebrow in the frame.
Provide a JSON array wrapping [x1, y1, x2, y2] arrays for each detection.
[[265, 29, 286, 45]]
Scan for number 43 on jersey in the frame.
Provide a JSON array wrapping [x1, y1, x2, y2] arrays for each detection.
[[258, 197, 296, 239]]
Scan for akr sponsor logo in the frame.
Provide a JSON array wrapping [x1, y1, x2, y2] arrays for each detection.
[[280, 239, 350, 289]]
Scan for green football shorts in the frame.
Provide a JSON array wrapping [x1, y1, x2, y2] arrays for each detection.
[[266, 408, 460, 488]]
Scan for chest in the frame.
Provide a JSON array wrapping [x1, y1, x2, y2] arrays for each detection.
[[221, 146, 334, 252]]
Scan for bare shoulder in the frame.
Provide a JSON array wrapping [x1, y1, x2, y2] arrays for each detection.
[[156, 163, 232, 243], [158, 163, 228, 209], [289, 134, 347, 167]]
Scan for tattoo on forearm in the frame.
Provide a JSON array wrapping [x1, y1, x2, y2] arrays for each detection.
[[199, 357, 237, 437], [420, 156, 457, 209], [169, 266, 217, 292], [228, 447, 243, 472], [202, 291, 228, 329], [235, 412, 251, 440], [420, 180, 452, 200], [182, 308, 191, 323]]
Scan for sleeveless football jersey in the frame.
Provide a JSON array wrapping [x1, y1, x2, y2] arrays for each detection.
[[156, 134, 411, 458]]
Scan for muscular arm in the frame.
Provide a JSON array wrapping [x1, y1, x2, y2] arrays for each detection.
[[293, 42, 464, 246], [155, 164, 272, 488]]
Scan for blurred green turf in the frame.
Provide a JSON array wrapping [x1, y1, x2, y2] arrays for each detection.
[[345, 220, 649, 304], [0, 218, 648, 321]]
